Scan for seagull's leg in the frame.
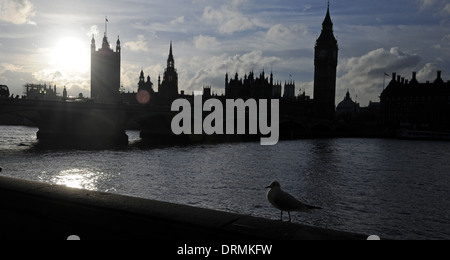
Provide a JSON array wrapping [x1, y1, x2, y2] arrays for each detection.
[[288, 212, 291, 222]]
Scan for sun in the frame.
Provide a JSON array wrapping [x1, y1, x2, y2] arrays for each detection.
[[50, 37, 90, 74]]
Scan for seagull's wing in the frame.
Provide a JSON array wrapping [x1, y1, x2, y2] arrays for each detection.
[[273, 189, 320, 213]]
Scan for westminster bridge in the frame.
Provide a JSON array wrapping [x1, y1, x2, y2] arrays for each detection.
[[0, 98, 337, 148]]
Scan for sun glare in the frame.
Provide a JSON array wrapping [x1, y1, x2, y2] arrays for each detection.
[[53, 168, 100, 190], [50, 37, 90, 74]]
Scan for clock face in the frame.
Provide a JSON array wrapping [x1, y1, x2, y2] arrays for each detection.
[[318, 49, 327, 59]]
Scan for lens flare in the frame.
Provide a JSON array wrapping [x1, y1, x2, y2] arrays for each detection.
[[137, 90, 151, 104]]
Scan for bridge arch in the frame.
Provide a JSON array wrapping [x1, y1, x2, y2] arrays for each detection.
[[279, 120, 307, 139]]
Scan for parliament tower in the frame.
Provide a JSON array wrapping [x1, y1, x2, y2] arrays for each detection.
[[313, 3, 338, 120], [91, 27, 121, 103], [158, 42, 179, 104]]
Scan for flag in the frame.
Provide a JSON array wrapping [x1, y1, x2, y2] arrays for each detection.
[[106, 17, 109, 22], [384, 73, 390, 77]]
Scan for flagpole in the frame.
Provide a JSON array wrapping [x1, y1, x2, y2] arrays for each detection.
[[105, 16, 108, 36]]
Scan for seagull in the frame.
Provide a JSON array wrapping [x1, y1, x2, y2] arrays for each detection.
[[266, 181, 322, 222]]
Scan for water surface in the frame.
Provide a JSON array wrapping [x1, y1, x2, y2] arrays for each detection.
[[1, 126, 449, 239]]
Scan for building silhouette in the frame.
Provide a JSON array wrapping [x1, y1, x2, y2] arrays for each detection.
[[224, 70, 299, 101], [158, 42, 179, 104], [0, 85, 9, 98], [222, 4, 337, 121], [91, 30, 121, 103], [138, 70, 154, 93], [283, 81, 296, 99], [133, 42, 179, 106], [313, 4, 338, 120], [224, 70, 313, 120], [138, 70, 155, 95], [336, 90, 359, 120], [24, 83, 58, 100], [381, 71, 450, 131], [225, 70, 280, 100]]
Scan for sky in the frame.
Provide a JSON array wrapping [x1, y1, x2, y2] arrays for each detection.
[[1, 0, 450, 106]]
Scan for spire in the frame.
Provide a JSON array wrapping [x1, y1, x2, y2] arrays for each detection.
[[116, 36, 121, 53], [346, 89, 351, 99], [91, 34, 96, 51], [316, 2, 337, 45], [102, 34, 109, 50], [139, 70, 145, 82], [167, 41, 175, 68], [322, 1, 333, 31]]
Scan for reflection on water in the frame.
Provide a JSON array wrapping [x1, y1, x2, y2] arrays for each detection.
[[52, 168, 102, 190]]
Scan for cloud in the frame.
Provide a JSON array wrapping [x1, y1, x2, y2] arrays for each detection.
[[31, 66, 91, 97], [132, 18, 186, 35], [170, 16, 185, 25], [445, 4, 450, 14], [179, 50, 281, 94], [1, 63, 22, 72], [124, 35, 149, 52], [337, 47, 421, 105], [203, 2, 256, 34], [0, 0, 35, 25], [419, 0, 437, 9], [417, 63, 440, 80], [303, 5, 312, 12], [32, 69, 63, 83], [88, 25, 99, 37], [418, 0, 450, 15], [266, 24, 308, 42], [341, 47, 421, 77], [193, 35, 219, 49]]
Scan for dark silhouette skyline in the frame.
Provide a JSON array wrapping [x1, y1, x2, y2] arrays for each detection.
[[158, 42, 179, 103], [123, 5, 337, 116], [0, 85, 9, 98], [135, 42, 179, 106], [91, 30, 121, 103], [313, 4, 338, 121], [2, 4, 450, 143], [381, 71, 450, 133], [1, 1, 449, 107]]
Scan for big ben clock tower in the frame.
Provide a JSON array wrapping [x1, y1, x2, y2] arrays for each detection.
[[313, 3, 338, 120]]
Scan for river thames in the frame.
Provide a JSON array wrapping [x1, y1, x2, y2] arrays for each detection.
[[1, 125, 449, 240]]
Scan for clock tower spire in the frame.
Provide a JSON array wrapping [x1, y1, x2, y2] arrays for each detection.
[[313, 2, 338, 120]]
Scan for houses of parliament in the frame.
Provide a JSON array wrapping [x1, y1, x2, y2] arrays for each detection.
[[90, 4, 339, 122], [6, 4, 450, 138], [91, 29, 179, 105]]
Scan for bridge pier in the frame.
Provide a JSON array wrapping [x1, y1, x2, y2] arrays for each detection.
[[36, 102, 128, 148]]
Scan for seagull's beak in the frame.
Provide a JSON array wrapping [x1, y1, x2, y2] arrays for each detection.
[[265, 185, 271, 189]]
